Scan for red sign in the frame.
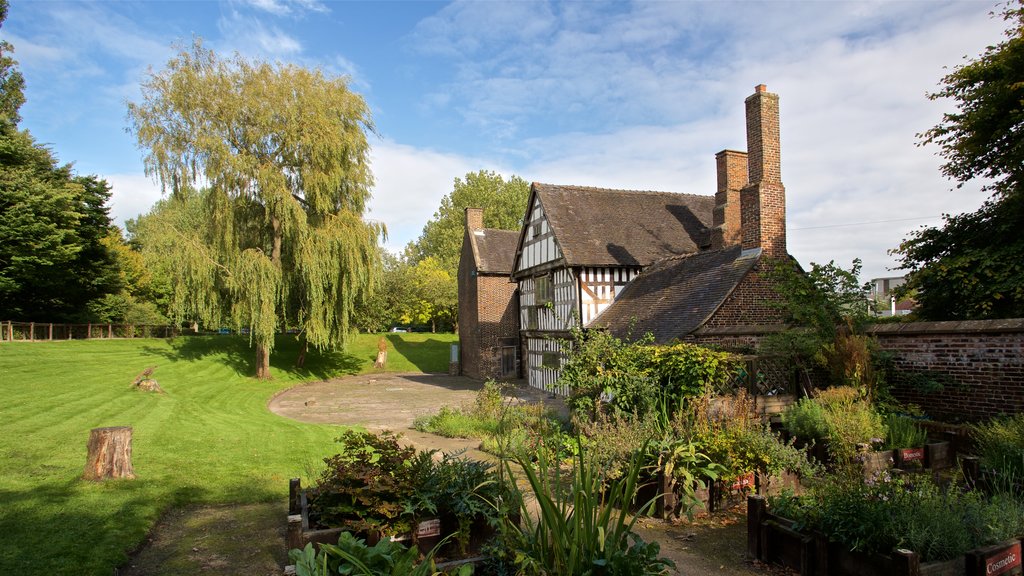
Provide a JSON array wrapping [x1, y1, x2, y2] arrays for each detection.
[[730, 473, 755, 492], [900, 448, 924, 462], [985, 541, 1021, 576]]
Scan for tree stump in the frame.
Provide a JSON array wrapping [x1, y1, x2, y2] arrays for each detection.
[[83, 426, 136, 480], [374, 337, 387, 369]]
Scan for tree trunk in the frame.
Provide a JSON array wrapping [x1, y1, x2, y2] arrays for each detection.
[[255, 344, 271, 379], [83, 426, 136, 480], [374, 337, 387, 369]]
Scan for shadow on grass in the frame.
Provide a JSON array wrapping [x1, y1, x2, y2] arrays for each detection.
[[385, 335, 453, 373], [143, 335, 363, 380], [0, 474, 285, 576]]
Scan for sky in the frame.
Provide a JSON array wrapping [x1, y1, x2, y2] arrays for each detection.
[[1, 0, 1009, 280]]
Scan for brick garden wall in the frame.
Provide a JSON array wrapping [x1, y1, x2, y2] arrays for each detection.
[[867, 319, 1024, 422]]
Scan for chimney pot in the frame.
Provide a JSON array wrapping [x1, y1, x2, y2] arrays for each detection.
[[755, 84, 767, 93]]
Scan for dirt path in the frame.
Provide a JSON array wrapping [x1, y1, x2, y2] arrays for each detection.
[[122, 374, 785, 575]]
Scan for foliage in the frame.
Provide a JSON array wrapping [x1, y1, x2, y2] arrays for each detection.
[[771, 474, 1024, 563], [409, 170, 529, 273], [500, 438, 675, 575], [311, 431, 418, 534], [127, 40, 382, 377], [351, 251, 412, 333], [415, 381, 565, 460], [681, 392, 819, 487], [289, 532, 461, 576], [893, 2, 1024, 320], [401, 256, 457, 333], [893, 194, 1024, 320], [0, 20, 122, 322], [649, 435, 727, 519], [883, 415, 928, 450], [971, 413, 1024, 478], [782, 387, 886, 467], [560, 328, 739, 422]]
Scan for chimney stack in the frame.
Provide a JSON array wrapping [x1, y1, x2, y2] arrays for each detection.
[[740, 84, 786, 257], [465, 207, 484, 232], [711, 149, 747, 249]]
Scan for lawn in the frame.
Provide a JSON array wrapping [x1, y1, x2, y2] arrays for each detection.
[[0, 332, 457, 576]]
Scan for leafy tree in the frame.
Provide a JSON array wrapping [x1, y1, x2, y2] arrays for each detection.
[[894, 2, 1024, 319], [351, 251, 412, 333], [406, 170, 529, 331], [410, 170, 529, 270], [400, 256, 456, 333], [0, 9, 121, 321], [762, 259, 878, 396], [127, 41, 381, 378]]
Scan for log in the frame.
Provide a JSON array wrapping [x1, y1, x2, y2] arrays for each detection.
[[374, 337, 388, 369], [83, 426, 136, 480]]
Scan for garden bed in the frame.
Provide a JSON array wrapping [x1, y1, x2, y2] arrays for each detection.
[[285, 478, 496, 561], [747, 495, 1023, 576]]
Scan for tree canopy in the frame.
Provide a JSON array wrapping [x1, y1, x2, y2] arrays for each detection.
[[0, 3, 121, 321], [894, 2, 1024, 320], [402, 170, 529, 332], [127, 41, 381, 377]]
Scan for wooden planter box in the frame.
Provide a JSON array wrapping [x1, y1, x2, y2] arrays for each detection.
[[748, 495, 1024, 576]]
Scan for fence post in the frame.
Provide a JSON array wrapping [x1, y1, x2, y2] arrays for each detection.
[[68, 324, 72, 340], [747, 494, 766, 560], [87, 323, 91, 339], [107, 323, 112, 339], [29, 322, 34, 341], [48, 323, 53, 340]]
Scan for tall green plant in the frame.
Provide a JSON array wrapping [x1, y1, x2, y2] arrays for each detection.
[[501, 439, 674, 575], [972, 413, 1024, 478]]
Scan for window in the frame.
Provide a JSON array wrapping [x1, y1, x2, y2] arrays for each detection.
[[532, 222, 543, 238], [535, 274, 553, 305], [526, 306, 539, 330], [541, 351, 561, 369]]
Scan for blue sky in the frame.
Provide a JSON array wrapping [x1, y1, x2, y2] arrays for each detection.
[[1, 0, 1008, 279]]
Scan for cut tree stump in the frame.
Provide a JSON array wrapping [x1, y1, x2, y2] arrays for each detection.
[[83, 426, 136, 480]]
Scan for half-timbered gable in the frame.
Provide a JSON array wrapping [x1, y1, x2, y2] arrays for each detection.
[[512, 183, 716, 390]]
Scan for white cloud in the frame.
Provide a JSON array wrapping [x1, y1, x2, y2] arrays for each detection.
[[366, 140, 502, 253], [235, 0, 328, 17], [105, 173, 165, 230], [215, 10, 303, 58]]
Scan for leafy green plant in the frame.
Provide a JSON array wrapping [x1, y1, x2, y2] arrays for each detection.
[[972, 413, 1024, 478], [782, 387, 886, 468], [501, 438, 675, 575], [310, 430, 418, 534], [288, 531, 470, 576], [884, 415, 928, 449], [769, 473, 1024, 563], [781, 398, 829, 442], [650, 436, 727, 519]]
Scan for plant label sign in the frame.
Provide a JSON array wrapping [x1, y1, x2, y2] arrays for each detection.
[[416, 519, 441, 539], [899, 448, 924, 462], [730, 472, 755, 492], [973, 540, 1021, 576]]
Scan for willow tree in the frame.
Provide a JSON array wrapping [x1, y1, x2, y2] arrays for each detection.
[[128, 41, 382, 378]]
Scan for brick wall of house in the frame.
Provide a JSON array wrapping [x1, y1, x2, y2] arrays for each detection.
[[867, 320, 1024, 422], [457, 231, 481, 379], [701, 265, 787, 330], [474, 273, 519, 380]]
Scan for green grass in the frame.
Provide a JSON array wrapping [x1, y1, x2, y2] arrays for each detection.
[[0, 332, 457, 575]]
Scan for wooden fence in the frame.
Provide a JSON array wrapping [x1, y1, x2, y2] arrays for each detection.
[[1, 321, 180, 341]]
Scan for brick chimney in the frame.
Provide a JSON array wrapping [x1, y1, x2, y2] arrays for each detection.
[[740, 84, 786, 258], [465, 207, 483, 232], [711, 149, 747, 249]]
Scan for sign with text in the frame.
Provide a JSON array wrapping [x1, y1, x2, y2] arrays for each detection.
[[969, 540, 1021, 576]]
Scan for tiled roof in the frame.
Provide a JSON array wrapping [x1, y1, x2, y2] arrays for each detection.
[[591, 245, 760, 343], [471, 228, 519, 274], [534, 183, 714, 266]]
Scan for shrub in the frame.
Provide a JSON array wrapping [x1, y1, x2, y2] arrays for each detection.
[[772, 474, 1024, 563], [972, 413, 1024, 478], [884, 415, 929, 449], [782, 387, 886, 467], [288, 531, 467, 576]]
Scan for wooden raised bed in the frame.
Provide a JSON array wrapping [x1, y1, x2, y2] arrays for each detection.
[[747, 495, 1023, 576], [286, 478, 498, 560]]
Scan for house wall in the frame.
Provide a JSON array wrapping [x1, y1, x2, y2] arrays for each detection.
[[700, 264, 787, 329], [457, 232, 481, 379], [516, 195, 562, 272], [867, 319, 1024, 422], [473, 273, 519, 380], [579, 266, 641, 326]]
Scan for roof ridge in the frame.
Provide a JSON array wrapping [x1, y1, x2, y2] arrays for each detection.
[[533, 182, 712, 201]]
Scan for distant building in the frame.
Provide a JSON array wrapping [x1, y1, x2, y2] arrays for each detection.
[[870, 275, 914, 316]]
